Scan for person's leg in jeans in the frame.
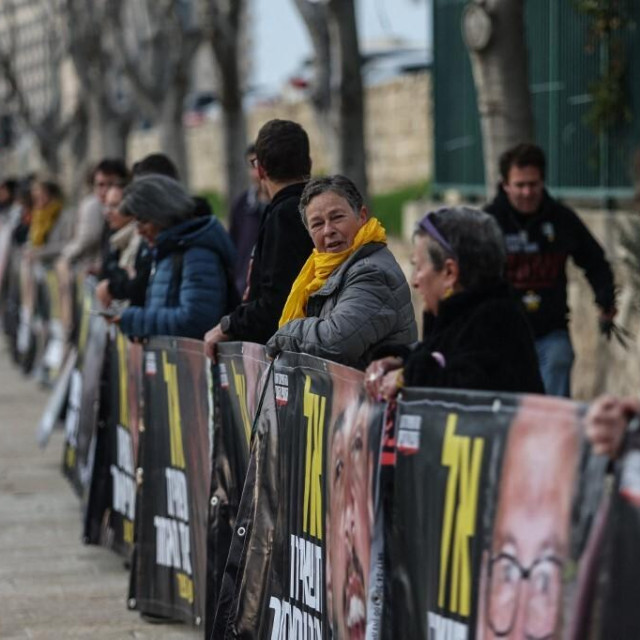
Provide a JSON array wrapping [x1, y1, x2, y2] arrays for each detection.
[[535, 329, 574, 397]]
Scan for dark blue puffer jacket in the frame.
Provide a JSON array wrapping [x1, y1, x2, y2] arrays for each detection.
[[119, 216, 235, 340]]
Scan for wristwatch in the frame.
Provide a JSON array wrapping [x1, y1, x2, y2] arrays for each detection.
[[220, 314, 232, 336]]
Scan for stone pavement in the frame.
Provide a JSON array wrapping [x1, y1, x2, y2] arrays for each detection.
[[0, 344, 202, 640]]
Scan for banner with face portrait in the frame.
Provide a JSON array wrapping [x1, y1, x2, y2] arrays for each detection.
[[83, 329, 143, 555], [597, 427, 640, 640], [205, 342, 271, 635], [132, 337, 211, 626], [61, 279, 107, 498], [212, 351, 385, 640], [392, 388, 606, 640]]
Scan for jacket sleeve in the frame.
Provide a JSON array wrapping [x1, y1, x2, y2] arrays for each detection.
[[228, 206, 312, 344], [119, 247, 227, 340], [61, 199, 103, 262], [567, 210, 616, 312], [266, 264, 399, 367], [108, 243, 152, 305]]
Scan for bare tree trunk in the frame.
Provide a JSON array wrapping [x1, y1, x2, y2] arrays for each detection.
[[294, 0, 367, 198], [327, 0, 368, 199], [292, 0, 337, 170], [101, 117, 130, 160], [159, 82, 190, 183], [64, 0, 134, 167], [207, 0, 248, 204], [86, 96, 129, 161], [221, 94, 248, 206], [464, 0, 534, 195]]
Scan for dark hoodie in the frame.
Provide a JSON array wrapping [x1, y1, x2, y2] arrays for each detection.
[[485, 187, 615, 338], [119, 216, 236, 340]]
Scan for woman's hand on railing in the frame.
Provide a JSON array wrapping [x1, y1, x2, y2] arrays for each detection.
[[364, 356, 403, 401]]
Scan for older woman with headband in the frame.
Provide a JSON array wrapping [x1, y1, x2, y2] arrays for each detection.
[[266, 175, 416, 370], [112, 174, 236, 340], [365, 206, 544, 397]]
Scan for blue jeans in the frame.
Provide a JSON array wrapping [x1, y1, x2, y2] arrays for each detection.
[[535, 329, 574, 398]]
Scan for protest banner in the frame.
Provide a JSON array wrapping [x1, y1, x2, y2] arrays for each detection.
[[84, 329, 142, 555], [205, 342, 271, 635], [212, 351, 384, 639], [131, 337, 211, 625], [597, 425, 640, 639], [392, 389, 604, 640], [61, 278, 107, 498]]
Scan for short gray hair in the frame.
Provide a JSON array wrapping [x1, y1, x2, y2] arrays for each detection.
[[415, 206, 506, 290], [119, 174, 195, 229], [298, 175, 364, 227]]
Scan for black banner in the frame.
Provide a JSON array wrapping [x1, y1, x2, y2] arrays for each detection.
[[212, 352, 384, 639], [599, 426, 640, 639], [133, 337, 211, 625], [61, 279, 107, 497], [206, 342, 271, 635], [84, 329, 142, 555], [392, 390, 602, 640]]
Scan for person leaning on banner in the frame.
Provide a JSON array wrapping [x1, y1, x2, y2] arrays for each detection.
[[107, 175, 236, 340], [485, 143, 617, 398], [365, 207, 545, 399], [94, 179, 151, 309], [203, 119, 315, 357], [265, 175, 417, 370]]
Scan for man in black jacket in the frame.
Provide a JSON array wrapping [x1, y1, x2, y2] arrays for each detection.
[[485, 143, 616, 397], [204, 119, 314, 355]]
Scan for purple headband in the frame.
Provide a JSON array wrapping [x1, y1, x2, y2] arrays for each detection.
[[416, 211, 457, 259]]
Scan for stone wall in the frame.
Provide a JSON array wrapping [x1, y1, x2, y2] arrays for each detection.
[[129, 72, 432, 197]]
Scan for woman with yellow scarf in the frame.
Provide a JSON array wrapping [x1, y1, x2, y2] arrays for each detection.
[[266, 175, 417, 370], [28, 180, 64, 247]]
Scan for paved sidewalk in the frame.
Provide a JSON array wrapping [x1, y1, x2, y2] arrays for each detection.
[[0, 345, 201, 640]]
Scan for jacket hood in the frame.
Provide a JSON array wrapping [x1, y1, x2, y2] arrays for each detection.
[[155, 216, 236, 267]]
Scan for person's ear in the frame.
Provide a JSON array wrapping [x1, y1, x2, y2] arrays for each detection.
[[257, 164, 266, 181], [443, 257, 460, 289], [358, 206, 368, 225]]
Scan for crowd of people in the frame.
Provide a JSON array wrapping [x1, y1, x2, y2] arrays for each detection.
[[0, 118, 636, 462]]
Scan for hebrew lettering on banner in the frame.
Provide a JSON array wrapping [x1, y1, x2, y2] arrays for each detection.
[[84, 329, 142, 556], [392, 388, 607, 640], [212, 351, 385, 640], [132, 337, 211, 626]]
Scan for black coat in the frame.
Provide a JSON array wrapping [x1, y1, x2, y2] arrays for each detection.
[[404, 282, 544, 394], [227, 182, 314, 344], [485, 188, 615, 338], [107, 240, 152, 307]]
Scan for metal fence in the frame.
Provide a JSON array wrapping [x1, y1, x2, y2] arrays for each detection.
[[433, 0, 640, 201]]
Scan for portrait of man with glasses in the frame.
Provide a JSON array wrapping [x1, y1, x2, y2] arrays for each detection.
[[477, 396, 580, 640]]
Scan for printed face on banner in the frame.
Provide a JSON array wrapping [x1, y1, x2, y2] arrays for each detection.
[[326, 396, 374, 640], [478, 396, 580, 640]]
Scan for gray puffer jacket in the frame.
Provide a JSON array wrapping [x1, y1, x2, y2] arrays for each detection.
[[266, 242, 417, 370]]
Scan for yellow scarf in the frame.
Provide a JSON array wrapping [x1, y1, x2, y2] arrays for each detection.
[[278, 217, 387, 327], [29, 198, 63, 247]]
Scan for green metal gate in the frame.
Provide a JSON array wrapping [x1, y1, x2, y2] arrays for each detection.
[[433, 0, 640, 200]]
